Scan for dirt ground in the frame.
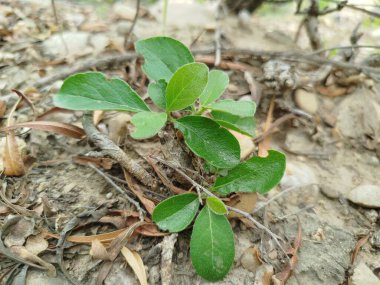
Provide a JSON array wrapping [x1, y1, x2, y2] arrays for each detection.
[[1, 0, 380, 284]]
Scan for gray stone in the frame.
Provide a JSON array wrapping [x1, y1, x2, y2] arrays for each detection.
[[352, 263, 380, 285], [348, 185, 380, 208], [42, 32, 90, 58]]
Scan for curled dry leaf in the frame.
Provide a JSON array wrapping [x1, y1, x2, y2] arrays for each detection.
[[4, 217, 35, 247], [121, 247, 148, 285], [90, 239, 110, 260], [123, 169, 156, 215], [230, 130, 255, 160], [0, 100, 6, 117], [25, 233, 49, 256], [1, 121, 86, 139], [11, 245, 56, 277], [3, 132, 26, 176]]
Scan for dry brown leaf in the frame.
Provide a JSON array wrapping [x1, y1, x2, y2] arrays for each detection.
[[93, 110, 105, 125], [121, 247, 148, 285], [227, 193, 257, 219], [11, 245, 56, 277], [90, 239, 110, 260], [230, 130, 255, 160], [351, 234, 370, 265], [258, 97, 275, 157], [123, 169, 156, 215], [25, 233, 49, 255], [73, 155, 113, 170], [1, 121, 86, 139], [3, 217, 34, 247], [99, 215, 127, 229], [3, 132, 25, 176], [315, 84, 350, 97], [0, 100, 6, 118], [274, 220, 302, 284]]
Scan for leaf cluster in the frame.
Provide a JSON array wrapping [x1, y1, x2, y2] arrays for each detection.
[[53, 36, 286, 281]]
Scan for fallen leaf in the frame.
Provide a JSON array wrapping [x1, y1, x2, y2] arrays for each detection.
[[0, 100, 6, 117], [121, 247, 148, 285], [230, 130, 255, 160], [123, 169, 156, 215], [90, 239, 110, 260], [351, 234, 370, 265], [258, 97, 275, 157], [3, 132, 25, 176], [25, 233, 49, 256], [1, 121, 86, 139], [73, 155, 113, 170], [93, 110, 104, 125], [10, 246, 56, 277], [274, 220, 302, 284], [226, 193, 257, 219], [4, 217, 35, 247], [316, 84, 350, 97]]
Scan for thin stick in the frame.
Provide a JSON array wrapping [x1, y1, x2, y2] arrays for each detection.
[[309, 44, 380, 55], [252, 184, 314, 214], [88, 163, 145, 221], [124, 0, 140, 49], [82, 112, 157, 190], [51, 0, 69, 55], [152, 156, 289, 258]]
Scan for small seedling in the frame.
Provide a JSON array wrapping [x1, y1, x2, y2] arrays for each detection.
[[53, 36, 286, 281]]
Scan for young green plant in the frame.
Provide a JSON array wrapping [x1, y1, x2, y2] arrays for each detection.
[[53, 36, 286, 281]]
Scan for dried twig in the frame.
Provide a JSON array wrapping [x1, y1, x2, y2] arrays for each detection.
[[88, 163, 146, 221], [82, 112, 157, 190], [124, 0, 140, 49]]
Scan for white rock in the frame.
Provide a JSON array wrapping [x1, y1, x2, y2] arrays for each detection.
[[352, 263, 380, 285], [280, 161, 318, 189], [348, 185, 380, 208], [42, 32, 90, 58], [294, 89, 319, 114]]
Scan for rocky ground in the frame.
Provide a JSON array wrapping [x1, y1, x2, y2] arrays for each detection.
[[0, 1, 380, 285]]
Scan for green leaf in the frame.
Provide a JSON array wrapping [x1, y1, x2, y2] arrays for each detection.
[[190, 205, 235, 281], [200, 70, 229, 105], [209, 99, 256, 117], [135, 36, 194, 81], [206, 197, 227, 215], [152, 193, 200, 232], [166, 63, 209, 111], [53, 72, 149, 112], [175, 116, 240, 169], [213, 150, 286, 196], [148, 79, 167, 110], [212, 111, 256, 137], [130, 111, 167, 139]]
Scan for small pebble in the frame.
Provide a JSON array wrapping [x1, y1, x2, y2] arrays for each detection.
[[106, 192, 113, 199], [347, 185, 380, 208], [294, 89, 319, 114]]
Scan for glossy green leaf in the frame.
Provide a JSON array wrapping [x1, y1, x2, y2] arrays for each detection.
[[148, 79, 167, 110], [130, 112, 167, 139], [152, 193, 200, 232], [212, 111, 256, 137], [175, 116, 240, 169], [209, 99, 256, 117], [135, 36, 194, 81], [199, 70, 229, 105], [213, 150, 286, 196], [166, 63, 209, 111], [190, 205, 235, 281], [53, 72, 149, 112], [206, 197, 227, 215]]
